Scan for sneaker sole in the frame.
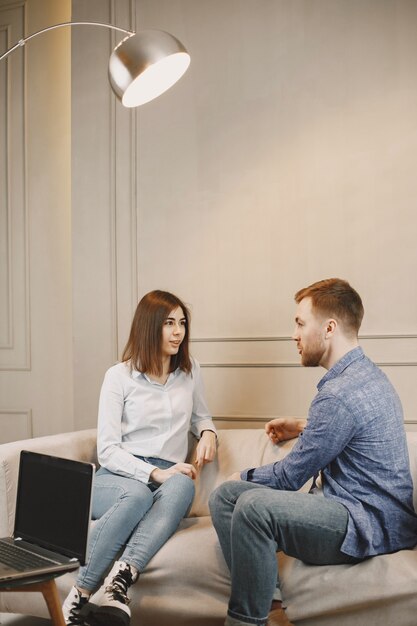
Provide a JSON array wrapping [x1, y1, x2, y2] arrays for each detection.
[[89, 606, 130, 626]]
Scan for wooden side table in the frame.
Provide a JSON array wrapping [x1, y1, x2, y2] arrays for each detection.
[[0, 573, 65, 626]]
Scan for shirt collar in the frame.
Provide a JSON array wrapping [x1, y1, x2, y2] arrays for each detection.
[[317, 346, 364, 390], [131, 368, 180, 382]]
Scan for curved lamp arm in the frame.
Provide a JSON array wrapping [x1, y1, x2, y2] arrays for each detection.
[[0, 21, 190, 107], [0, 22, 134, 62]]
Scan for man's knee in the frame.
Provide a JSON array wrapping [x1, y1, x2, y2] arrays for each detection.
[[233, 489, 277, 532], [209, 481, 226, 513], [209, 480, 261, 523], [209, 480, 240, 516]]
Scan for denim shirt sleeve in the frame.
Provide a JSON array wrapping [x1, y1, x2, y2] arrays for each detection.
[[241, 393, 357, 490]]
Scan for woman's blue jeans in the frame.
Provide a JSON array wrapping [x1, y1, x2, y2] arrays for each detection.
[[76, 458, 195, 591], [209, 480, 361, 626]]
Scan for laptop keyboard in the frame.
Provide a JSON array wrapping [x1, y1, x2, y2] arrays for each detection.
[[0, 540, 59, 571]]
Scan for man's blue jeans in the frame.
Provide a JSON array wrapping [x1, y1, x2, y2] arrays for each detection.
[[209, 480, 361, 626], [76, 458, 194, 591]]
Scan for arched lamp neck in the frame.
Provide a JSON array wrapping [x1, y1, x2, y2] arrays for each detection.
[[0, 21, 135, 62]]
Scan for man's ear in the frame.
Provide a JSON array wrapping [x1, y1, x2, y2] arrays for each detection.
[[325, 319, 337, 338]]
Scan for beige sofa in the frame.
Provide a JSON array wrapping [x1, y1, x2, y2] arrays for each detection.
[[1, 427, 417, 626]]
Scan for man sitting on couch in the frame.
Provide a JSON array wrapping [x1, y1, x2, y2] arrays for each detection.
[[210, 278, 417, 626]]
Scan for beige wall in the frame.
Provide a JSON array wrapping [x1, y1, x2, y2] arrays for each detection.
[[132, 0, 417, 429], [1, 0, 417, 441], [0, 0, 72, 442]]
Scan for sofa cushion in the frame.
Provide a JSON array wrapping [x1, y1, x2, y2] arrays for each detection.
[[281, 546, 417, 625]]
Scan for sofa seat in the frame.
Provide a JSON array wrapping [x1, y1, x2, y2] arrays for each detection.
[[280, 545, 417, 625]]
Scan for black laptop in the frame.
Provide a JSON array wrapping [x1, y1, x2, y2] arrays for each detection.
[[0, 450, 94, 582]]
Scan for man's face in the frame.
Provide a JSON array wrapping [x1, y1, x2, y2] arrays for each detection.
[[292, 297, 327, 367]]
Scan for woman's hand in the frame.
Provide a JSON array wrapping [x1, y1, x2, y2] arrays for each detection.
[[150, 462, 197, 485], [195, 430, 217, 469], [265, 418, 307, 444]]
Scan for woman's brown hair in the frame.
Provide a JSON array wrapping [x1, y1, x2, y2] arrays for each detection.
[[122, 290, 192, 375]]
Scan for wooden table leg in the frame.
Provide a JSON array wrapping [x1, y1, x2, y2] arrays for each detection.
[[0, 578, 66, 626], [38, 579, 66, 626]]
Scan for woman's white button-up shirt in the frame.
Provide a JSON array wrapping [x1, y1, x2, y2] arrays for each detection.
[[97, 357, 216, 483]]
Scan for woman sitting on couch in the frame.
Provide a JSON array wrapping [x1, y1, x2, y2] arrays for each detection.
[[62, 290, 217, 626]]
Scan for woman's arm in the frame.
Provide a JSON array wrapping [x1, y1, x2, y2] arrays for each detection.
[[150, 462, 197, 484], [97, 365, 158, 483], [189, 359, 217, 468], [195, 430, 217, 468]]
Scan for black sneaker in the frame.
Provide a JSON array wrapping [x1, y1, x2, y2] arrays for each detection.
[[62, 586, 91, 625], [88, 561, 137, 626]]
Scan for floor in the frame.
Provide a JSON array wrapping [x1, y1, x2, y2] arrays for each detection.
[[0, 616, 50, 625]]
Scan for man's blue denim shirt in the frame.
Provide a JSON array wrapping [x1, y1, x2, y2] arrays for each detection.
[[241, 346, 417, 558]]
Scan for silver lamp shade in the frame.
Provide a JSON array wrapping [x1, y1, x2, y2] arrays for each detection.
[[109, 29, 191, 107]]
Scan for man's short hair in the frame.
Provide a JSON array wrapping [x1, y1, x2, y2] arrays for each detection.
[[295, 278, 364, 336]]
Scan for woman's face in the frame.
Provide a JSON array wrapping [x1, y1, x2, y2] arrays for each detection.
[[161, 307, 187, 358]]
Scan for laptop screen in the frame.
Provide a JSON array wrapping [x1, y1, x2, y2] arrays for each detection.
[[14, 451, 94, 564]]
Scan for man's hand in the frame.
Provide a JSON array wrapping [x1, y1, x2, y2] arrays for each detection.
[[265, 418, 307, 444], [150, 462, 197, 485], [195, 430, 217, 469]]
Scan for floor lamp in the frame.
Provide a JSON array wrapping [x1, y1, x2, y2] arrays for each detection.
[[0, 21, 191, 106]]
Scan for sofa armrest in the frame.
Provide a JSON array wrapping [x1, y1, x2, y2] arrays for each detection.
[[0, 429, 97, 536]]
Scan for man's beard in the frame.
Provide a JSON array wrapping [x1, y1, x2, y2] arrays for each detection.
[[300, 339, 325, 367]]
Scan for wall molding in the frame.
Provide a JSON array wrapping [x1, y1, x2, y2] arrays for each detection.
[[214, 415, 275, 423], [0, 21, 12, 349], [193, 334, 417, 368], [112, 0, 138, 361], [0, 409, 32, 443], [201, 362, 417, 368], [109, 0, 118, 365], [0, 1, 30, 370], [212, 414, 417, 425], [192, 333, 417, 342]]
